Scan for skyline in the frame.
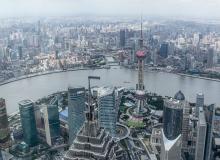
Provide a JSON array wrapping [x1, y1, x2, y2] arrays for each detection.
[[1, 0, 220, 19]]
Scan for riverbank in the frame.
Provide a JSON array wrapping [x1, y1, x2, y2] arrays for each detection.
[[146, 68, 220, 82], [0, 67, 103, 86], [175, 73, 220, 82], [1, 66, 220, 87]]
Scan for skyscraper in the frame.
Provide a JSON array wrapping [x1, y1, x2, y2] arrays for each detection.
[[18, 46, 22, 60], [204, 104, 215, 160], [195, 108, 207, 160], [120, 29, 126, 48], [160, 98, 183, 160], [0, 98, 10, 149], [19, 100, 38, 147], [68, 87, 86, 145], [98, 87, 117, 137], [43, 104, 60, 146], [174, 91, 189, 153], [64, 77, 126, 160], [196, 93, 204, 118], [159, 43, 169, 59], [207, 48, 214, 68]]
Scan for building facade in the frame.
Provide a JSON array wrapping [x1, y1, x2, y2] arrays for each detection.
[[19, 100, 38, 147], [68, 87, 86, 144], [0, 98, 10, 149], [195, 109, 207, 160], [196, 93, 204, 117], [98, 87, 117, 137], [160, 98, 183, 160], [43, 104, 60, 146]]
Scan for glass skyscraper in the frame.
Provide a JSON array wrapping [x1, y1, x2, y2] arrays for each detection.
[[0, 98, 10, 149], [19, 100, 38, 147], [98, 87, 117, 137], [160, 98, 183, 160], [43, 104, 60, 146], [163, 99, 183, 140], [68, 87, 85, 144]]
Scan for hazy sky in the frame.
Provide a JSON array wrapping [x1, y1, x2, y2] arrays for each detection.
[[1, 0, 220, 19]]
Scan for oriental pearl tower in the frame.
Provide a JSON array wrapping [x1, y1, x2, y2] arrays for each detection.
[[135, 17, 147, 115]]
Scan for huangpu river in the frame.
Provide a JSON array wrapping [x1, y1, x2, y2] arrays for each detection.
[[0, 66, 220, 114]]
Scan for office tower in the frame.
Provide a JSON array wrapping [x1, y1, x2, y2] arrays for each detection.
[[204, 104, 215, 160], [182, 102, 190, 153], [168, 42, 174, 56], [159, 43, 169, 58], [195, 109, 207, 160], [64, 77, 126, 160], [43, 104, 60, 146], [174, 91, 189, 153], [120, 29, 126, 48], [160, 98, 183, 160], [213, 107, 220, 135], [207, 48, 214, 68], [0, 98, 10, 149], [196, 93, 204, 117], [68, 87, 86, 145], [98, 87, 117, 137], [18, 46, 22, 60], [19, 100, 38, 147]]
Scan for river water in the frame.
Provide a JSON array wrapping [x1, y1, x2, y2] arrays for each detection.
[[0, 66, 219, 114]]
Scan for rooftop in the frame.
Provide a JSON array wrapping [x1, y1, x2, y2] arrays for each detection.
[[98, 87, 114, 97], [18, 99, 33, 106], [199, 109, 206, 126], [164, 98, 183, 109]]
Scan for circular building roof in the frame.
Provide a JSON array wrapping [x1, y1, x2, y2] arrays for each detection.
[[174, 90, 185, 101]]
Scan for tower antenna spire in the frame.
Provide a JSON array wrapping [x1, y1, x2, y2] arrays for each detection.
[[141, 14, 143, 39]]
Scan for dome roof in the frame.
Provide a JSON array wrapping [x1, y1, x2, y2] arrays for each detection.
[[174, 90, 185, 101]]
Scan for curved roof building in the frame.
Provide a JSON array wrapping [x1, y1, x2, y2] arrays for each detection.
[[174, 90, 185, 101], [163, 98, 183, 140]]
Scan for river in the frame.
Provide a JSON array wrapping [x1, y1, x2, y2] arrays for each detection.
[[0, 66, 220, 114]]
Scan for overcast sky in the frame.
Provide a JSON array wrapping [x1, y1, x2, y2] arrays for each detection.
[[0, 0, 220, 19]]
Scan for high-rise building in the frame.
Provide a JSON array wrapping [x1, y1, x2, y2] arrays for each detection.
[[174, 91, 189, 153], [196, 93, 204, 118], [43, 104, 60, 146], [160, 98, 183, 160], [213, 107, 220, 135], [19, 100, 38, 147], [68, 87, 86, 145], [207, 48, 214, 68], [120, 29, 126, 48], [98, 87, 117, 137], [159, 43, 169, 59], [64, 77, 126, 160], [204, 104, 215, 160], [0, 98, 10, 149], [18, 46, 22, 60], [195, 108, 207, 160]]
